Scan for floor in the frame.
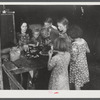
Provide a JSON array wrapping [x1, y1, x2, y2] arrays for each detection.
[[2, 57, 100, 90], [31, 62, 100, 90]]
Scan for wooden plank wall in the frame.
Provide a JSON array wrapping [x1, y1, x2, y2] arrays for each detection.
[[0, 45, 3, 89]]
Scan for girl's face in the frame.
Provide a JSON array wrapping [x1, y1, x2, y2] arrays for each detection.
[[33, 32, 39, 39], [44, 22, 51, 28], [57, 23, 67, 33], [21, 23, 27, 33]]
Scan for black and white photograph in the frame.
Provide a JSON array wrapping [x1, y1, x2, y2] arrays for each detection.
[[0, 2, 100, 95]]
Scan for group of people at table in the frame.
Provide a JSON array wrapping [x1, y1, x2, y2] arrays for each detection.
[[1, 17, 90, 90]]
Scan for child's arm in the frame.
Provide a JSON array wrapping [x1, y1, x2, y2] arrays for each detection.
[[86, 42, 90, 53], [48, 50, 56, 70]]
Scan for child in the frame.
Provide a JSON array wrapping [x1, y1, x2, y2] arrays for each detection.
[[30, 29, 41, 46], [68, 25, 90, 90], [28, 29, 41, 84], [40, 27, 51, 46], [48, 37, 70, 90]]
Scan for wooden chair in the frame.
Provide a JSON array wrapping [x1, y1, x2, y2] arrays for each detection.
[[2, 64, 24, 90]]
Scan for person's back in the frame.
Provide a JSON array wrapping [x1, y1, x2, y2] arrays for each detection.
[[72, 38, 88, 61], [51, 52, 70, 75], [70, 38, 90, 90], [48, 52, 70, 90], [49, 27, 59, 44]]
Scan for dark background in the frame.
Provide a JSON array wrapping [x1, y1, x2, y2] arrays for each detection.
[[1, 5, 100, 90], [4, 5, 100, 61]]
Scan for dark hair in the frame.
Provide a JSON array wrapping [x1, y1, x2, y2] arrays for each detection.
[[67, 25, 83, 39], [57, 17, 69, 26], [40, 27, 50, 38], [45, 17, 53, 24], [20, 21, 28, 27], [34, 28, 40, 32], [19, 21, 32, 37], [53, 37, 69, 52]]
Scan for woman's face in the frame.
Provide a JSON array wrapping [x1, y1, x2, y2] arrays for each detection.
[[21, 22, 27, 33], [57, 23, 67, 33]]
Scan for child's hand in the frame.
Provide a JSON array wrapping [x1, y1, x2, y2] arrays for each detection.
[[51, 45, 53, 50], [23, 45, 29, 51], [48, 50, 53, 57], [36, 42, 39, 46]]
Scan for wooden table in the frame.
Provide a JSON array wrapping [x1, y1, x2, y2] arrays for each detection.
[[3, 54, 49, 89], [4, 55, 48, 74]]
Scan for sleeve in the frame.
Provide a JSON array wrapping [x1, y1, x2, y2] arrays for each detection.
[[71, 43, 79, 61], [48, 56, 57, 71], [85, 41, 90, 53]]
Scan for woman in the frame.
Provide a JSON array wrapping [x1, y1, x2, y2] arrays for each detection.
[[68, 25, 90, 90], [48, 37, 70, 90], [57, 18, 70, 39], [57, 17, 72, 51], [17, 21, 31, 48], [16, 21, 31, 89]]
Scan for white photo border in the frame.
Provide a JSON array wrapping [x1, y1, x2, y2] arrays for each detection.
[[0, 2, 100, 98]]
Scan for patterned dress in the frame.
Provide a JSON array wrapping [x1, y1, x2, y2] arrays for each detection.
[[48, 52, 70, 90], [70, 38, 90, 88], [17, 32, 30, 46]]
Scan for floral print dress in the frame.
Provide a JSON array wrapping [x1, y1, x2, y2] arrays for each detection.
[[48, 52, 70, 90], [70, 38, 90, 88], [17, 33, 30, 46]]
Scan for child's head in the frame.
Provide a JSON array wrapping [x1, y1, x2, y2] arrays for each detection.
[[57, 17, 69, 33], [67, 25, 83, 40], [44, 17, 53, 28], [41, 27, 50, 38], [33, 29, 40, 39], [53, 37, 69, 52]]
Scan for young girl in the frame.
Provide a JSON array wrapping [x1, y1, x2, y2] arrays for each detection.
[[57, 17, 71, 42], [57, 17, 72, 52], [48, 37, 70, 90], [30, 29, 41, 46], [68, 25, 90, 90]]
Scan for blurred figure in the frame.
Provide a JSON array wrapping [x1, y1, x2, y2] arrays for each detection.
[[57, 17, 70, 39], [17, 21, 31, 51], [16, 21, 32, 89], [48, 37, 70, 90], [57, 17, 72, 52], [68, 25, 90, 90], [41, 27, 51, 46], [30, 29, 42, 46], [44, 17, 57, 30], [44, 17, 59, 44]]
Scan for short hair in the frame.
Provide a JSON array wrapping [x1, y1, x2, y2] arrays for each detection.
[[53, 37, 69, 52], [45, 17, 53, 24], [40, 27, 50, 38], [34, 28, 40, 33], [67, 25, 83, 39], [57, 17, 69, 26]]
